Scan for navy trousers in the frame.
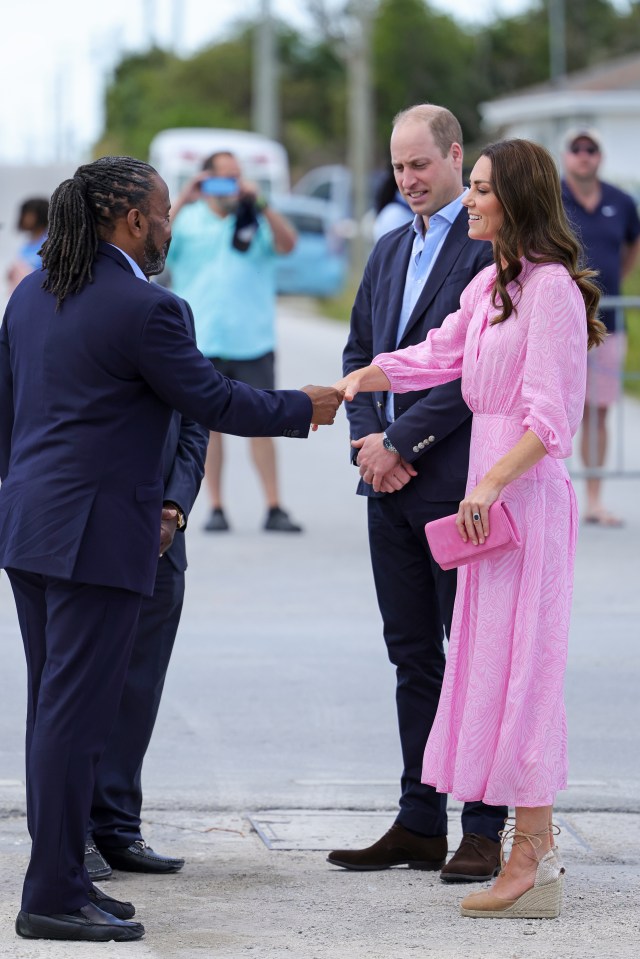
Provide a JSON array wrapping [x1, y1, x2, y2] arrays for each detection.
[[367, 488, 508, 840], [90, 557, 185, 849], [6, 568, 142, 914]]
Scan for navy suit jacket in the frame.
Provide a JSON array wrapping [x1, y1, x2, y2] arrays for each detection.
[[342, 210, 493, 502], [159, 296, 208, 574], [0, 244, 312, 594]]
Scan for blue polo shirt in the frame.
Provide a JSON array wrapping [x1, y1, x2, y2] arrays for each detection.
[[562, 179, 640, 332], [166, 201, 277, 359]]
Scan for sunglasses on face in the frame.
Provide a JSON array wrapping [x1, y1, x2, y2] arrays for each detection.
[[569, 144, 599, 155]]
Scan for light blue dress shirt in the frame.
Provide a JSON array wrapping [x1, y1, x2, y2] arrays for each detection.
[[109, 244, 148, 282], [385, 192, 466, 424]]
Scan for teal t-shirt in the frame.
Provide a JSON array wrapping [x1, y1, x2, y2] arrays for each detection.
[[166, 201, 277, 359]]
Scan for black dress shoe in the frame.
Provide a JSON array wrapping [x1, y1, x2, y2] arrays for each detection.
[[15, 903, 144, 941], [101, 839, 185, 873], [327, 823, 447, 871], [88, 883, 136, 919], [84, 838, 112, 880]]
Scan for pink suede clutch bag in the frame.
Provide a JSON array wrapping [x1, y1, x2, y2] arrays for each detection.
[[425, 500, 522, 571]]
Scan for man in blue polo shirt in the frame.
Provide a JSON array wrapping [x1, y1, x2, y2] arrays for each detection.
[[561, 128, 640, 527], [167, 151, 302, 533]]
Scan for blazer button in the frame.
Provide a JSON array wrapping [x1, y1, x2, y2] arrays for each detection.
[[292, 429, 300, 437], [412, 445, 420, 453], [428, 435, 435, 443], [417, 441, 425, 450]]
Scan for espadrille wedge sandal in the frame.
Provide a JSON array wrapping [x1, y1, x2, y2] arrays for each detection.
[[460, 823, 565, 919]]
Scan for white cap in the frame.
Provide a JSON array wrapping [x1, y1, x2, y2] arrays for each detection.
[[562, 127, 602, 152]]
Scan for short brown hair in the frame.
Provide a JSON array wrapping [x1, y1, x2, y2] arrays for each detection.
[[392, 104, 463, 157]]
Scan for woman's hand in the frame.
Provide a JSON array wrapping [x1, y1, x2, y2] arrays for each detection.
[[456, 431, 546, 544], [456, 478, 503, 545], [333, 364, 391, 401]]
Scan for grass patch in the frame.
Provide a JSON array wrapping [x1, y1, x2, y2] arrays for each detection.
[[622, 263, 640, 398], [314, 280, 359, 324]]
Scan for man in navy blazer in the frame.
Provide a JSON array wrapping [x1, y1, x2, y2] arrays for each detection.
[[85, 293, 208, 882], [329, 105, 507, 879], [0, 156, 341, 942]]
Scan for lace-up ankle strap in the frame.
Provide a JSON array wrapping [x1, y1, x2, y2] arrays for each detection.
[[498, 821, 547, 870]]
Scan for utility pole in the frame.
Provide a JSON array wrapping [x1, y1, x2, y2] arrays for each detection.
[[171, 0, 184, 55], [549, 0, 567, 85], [346, 0, 375, 283], [252, 0, 279, 139], [143, 0, 157, 49]]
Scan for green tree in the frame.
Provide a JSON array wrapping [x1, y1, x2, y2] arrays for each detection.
[[372, 0, 480, 162], [94, 0, 640, 173], [95, 28, 254, 160], [478, 0, 640, 98]]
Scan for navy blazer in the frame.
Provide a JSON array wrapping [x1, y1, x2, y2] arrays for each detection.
[[159, 296, 208, 574], [343, 210, 493, 502], [0, 244, 312, 595]]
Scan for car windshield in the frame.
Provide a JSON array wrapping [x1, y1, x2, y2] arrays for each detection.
[[281, 212, 325, 235]]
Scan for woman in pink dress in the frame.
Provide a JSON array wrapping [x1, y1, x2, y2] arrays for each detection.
[[336, 139, 605, 919]]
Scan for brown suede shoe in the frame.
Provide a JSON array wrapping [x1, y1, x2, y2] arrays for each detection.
[[327, 823, 447, 871], [440, 833, 501, 883]]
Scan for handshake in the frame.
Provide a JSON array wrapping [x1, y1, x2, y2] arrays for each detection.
[[300, 384, 345, 427], [301, 364, 387, 427], [302, 367, 412, 495]]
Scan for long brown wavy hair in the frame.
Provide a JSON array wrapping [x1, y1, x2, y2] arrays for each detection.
[[481, 138, 606, 350]]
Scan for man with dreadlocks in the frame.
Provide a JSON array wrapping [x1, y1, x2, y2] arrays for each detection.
[[0, 156, 342, 943]]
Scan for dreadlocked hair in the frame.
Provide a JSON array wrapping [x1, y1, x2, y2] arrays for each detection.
[[41, 156, 158, 308], [481, 139, 606, 351]]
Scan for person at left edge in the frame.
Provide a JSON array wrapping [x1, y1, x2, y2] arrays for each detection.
[[84, 289, 208, 881], [0, 156, 342, 943]]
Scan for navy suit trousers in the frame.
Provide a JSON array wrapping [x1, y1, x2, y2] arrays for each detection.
[[6, 569, 142, 914], [367, 489, 508, 840], [90, 557, 185, 848]]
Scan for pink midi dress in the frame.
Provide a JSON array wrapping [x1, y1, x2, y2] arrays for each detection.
[[373, 259, 588, 807]]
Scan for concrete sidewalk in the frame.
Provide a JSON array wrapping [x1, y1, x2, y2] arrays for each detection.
[[1, 805, 638, 958], [1, 300, 639, 957]]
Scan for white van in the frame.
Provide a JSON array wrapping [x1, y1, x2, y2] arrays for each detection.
[[148, 128, 290, 201]]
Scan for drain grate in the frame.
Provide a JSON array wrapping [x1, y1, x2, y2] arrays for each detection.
[[247, 809, 454, 851], [247, 809, 600, 857]]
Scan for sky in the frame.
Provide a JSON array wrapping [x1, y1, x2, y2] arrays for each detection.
[[0, 0, 629, 164]]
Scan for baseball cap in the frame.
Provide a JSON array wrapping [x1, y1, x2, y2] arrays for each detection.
[[562, 127, 602, 152]]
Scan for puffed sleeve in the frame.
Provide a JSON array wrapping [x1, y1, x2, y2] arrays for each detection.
[[373, 267, 488, 394], [521, 269, 588, 458]]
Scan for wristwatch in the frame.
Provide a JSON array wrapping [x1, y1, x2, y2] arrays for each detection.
[[382, 432, 399, 454], [165, 501, 186, 530]]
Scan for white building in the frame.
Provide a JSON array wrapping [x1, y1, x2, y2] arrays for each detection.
[[480, 53, 640, 195]]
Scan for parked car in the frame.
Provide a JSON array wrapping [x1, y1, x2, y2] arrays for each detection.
[[292, 163, 384, 245], [271, 194, 349, 297], [292, 164, 352, 216]]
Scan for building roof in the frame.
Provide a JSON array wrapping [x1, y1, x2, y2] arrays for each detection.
[[491, 52, 640, 102], [481, 53, 640, 128]]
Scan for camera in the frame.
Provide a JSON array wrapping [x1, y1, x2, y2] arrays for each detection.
[[200, 177, 239, 197]]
